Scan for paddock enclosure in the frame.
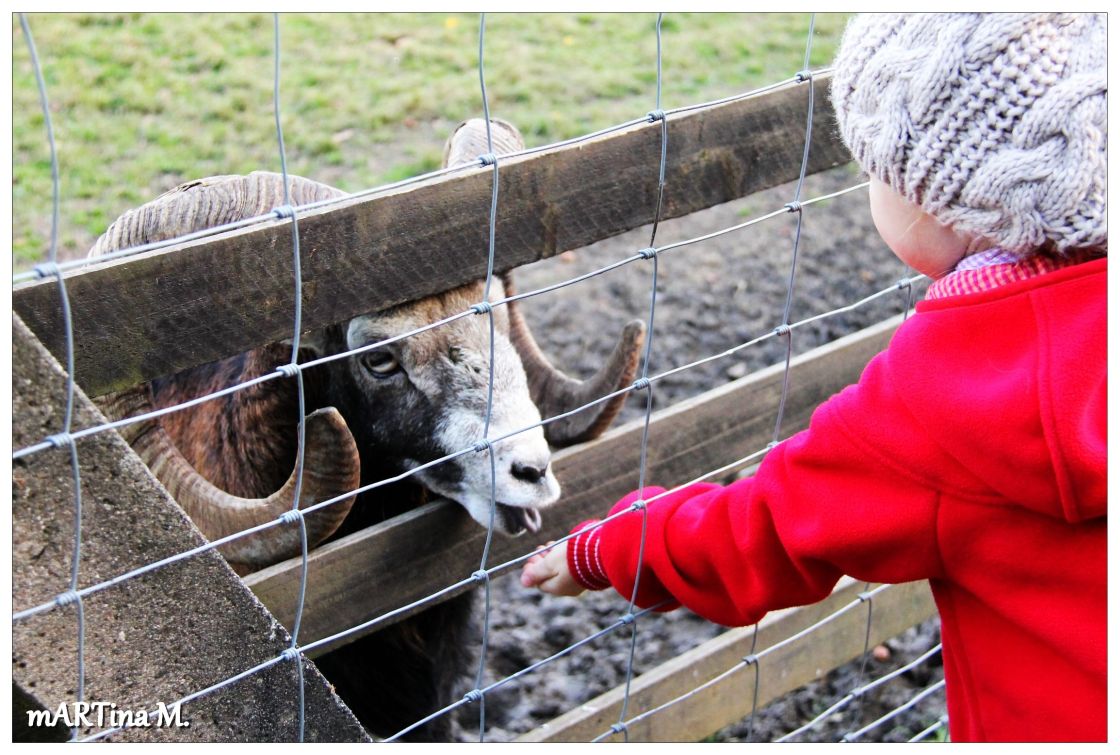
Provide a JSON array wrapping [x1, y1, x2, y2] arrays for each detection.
[[12, 13, 947, 742]]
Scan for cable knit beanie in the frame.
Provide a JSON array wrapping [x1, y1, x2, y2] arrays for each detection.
[[831, 13, 1106, 255]]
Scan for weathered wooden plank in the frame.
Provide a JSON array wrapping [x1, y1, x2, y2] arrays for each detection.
[[244, 315, 901, 656], [14, 75, 847, 397], [518, 578, 938, 742]]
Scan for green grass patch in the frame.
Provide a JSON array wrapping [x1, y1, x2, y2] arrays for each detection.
[[12, 12, 847, 270]]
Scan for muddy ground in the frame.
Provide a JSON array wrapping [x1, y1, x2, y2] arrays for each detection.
[[453, 164, 946, 742]]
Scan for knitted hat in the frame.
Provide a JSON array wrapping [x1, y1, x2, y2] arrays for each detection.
[[831, 13, 1106, 255]]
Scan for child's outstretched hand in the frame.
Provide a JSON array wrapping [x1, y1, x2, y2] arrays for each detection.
[[520, 540, 585, 597]]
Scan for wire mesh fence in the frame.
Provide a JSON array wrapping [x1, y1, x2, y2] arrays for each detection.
[[12, 12, 947, 743]]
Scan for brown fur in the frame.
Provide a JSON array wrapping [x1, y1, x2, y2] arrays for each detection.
[[150, 342, 316, 499]]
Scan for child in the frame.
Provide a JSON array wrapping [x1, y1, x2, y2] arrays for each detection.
[[521, 13, 1106, 743]]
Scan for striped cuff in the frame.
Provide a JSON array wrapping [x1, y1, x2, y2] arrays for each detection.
[[567, 519, 611, 591]]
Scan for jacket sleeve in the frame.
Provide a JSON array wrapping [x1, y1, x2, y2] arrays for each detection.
[[589, 350, 947, 627]]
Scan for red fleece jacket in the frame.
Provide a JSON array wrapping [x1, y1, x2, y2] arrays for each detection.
[[568, 258, 1106, 742]]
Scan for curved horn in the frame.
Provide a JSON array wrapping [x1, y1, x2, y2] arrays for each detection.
[[89, 171, 343, 257], [502, 273, 646, 446], [443, 117, 525, 169], [91, 172, 362, 564], [100, 387, 360, 566], [443, 118, 647, 446]]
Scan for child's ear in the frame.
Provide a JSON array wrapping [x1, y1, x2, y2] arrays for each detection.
[[868, 177, 973, 279]]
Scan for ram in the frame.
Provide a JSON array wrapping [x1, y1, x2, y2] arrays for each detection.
[[95, 119, 645, 740]]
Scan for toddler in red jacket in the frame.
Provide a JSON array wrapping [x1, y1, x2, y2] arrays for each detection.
[[521, 13, 1106, 743]]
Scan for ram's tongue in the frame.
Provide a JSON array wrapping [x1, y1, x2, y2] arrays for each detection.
[[496, 504, 541, 535]]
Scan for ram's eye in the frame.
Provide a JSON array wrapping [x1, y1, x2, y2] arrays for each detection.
[[360, 350, 401, 378]]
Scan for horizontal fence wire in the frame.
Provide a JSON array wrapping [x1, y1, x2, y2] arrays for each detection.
[[592, 584, 894, 741], [843, 679, 948, 742], [776, 642, 944, 742], [909, 713, 950, 742], [12, 262, 920, 625], [13, 14, 944, 744], [17, 271, 922, 740], [10, 179, 875, 463]]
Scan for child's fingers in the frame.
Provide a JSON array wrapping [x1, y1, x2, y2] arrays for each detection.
[[520, 544, 558, 587], [521, 542, 585, 597], [537, 570, 580, 596]]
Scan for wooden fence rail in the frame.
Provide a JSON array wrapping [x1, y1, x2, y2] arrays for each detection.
[[13, 74, 844, 397], [520, 578, 937, 742]]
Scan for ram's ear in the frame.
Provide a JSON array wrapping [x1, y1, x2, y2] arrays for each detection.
[[282, 329, 331, 360]]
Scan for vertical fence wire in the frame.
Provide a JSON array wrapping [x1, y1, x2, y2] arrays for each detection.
[[271, 13, 310, 741], [770, 12, 816, 446], [472, 11, 501, 741], [747, 13, 818, 736], [18, 13, 87, 741], [613, 12, 668, 740], [741, 624, 761, 741], [850, 584, 877, 723]]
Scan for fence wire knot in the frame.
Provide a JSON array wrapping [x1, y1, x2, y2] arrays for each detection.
[[772, 323, 792, 338], [795, 69, 813, 83], [46, 432, 75, 449], [281, 646, 301, 662], [638, 246, 658, 260], [610, 722, 629, 735], [463, 689, 484, 703], [33, 261, 61, 279], [895, 277, 914, 292], [646, 108, 666, 123], [472, 439, 492, 454], [280, 509, 304, 526], [742, 653, 759, 667], [471, 569, 490, 584], [785, 200, 803, 214], [477, 153, 497, 167], [470, 301, 493, 316], [619, 612, 637, 626], [629, 499, 647, 513], [275, 363, 301, 379], [858, 590, 875, 603], [54, 590, 81, 608], [632, 376, 652, 392], [272, 204, 297, 220]]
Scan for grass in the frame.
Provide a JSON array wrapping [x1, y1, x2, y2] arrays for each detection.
[[12, 12, 848, 271]]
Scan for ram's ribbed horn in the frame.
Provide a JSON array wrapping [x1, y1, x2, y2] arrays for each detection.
[[90, 172, 362, 563], [89, 171, 343, 257], [100, 387, 360, 566], [442, 116, 525, 169], [444, 118, 647, 446], [502, 273, 646, 446]]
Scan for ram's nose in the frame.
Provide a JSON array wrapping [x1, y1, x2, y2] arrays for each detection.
[[511, 461, 548, 484]]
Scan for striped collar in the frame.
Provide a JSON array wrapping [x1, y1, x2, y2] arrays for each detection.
[[925, 248, 1104, 300]]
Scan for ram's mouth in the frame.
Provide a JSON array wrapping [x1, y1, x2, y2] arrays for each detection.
[[495, 504, 542, 536]]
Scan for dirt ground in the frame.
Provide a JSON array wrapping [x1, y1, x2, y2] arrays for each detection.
[[454, 164, 946, 742]]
